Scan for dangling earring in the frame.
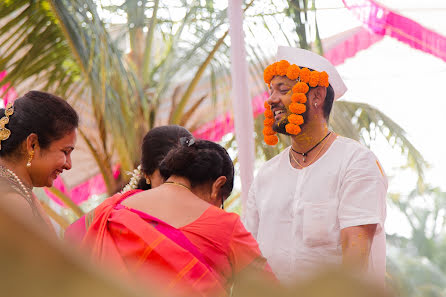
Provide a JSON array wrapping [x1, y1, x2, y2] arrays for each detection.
[[26, 151, 34, 168], [314, 102, 318, 108], [145, 177, 151, 185]]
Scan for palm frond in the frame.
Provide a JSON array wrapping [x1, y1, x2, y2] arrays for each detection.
[[49, 0, 141, 173], [332, 101, 426, 182], [0, 0, 80, 96], [45, 187, 84, 217]]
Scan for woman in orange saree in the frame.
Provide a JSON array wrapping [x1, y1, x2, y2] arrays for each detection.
[[77, 139, 274, 297], [83, 189, 226, 296], [65, 125, 192, 242]]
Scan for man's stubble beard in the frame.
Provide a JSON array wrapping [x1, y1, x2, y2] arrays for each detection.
[[272, 104, 309, 136]]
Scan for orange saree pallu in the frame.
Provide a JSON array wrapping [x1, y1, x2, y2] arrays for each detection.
[[82, 190, 226, 297]]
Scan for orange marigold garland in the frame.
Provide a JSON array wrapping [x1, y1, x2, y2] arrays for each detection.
[[299, 68, 311, 83], [286, 64, 300, 80], [287, 114, 304, 125], [309, 71, 320, 87], [263, 126, 275, 136], [289, 103, 306, 114], [319, 71, 329, 87], [285, 123, 301, 135], [264, 135, 279, 146], [292, 82, 309, 94], [263, 65, 275, 84], [263, 101, 278, 145], [291, 93, 307, 104], [276, 60, 290, 76], [264, 108, 273, 118], [262, 60, 330, 145], [263, 117, 274, 126]]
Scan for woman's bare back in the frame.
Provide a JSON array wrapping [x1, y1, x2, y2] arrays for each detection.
[[121, 186, 212, 228]]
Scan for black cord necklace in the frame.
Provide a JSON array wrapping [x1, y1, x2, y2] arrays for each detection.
[[291, 131, 331, 162]]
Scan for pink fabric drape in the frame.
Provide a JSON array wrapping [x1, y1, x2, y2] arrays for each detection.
[[0, 71, 18, 105], [44, 165, 120, 206], [343, 0, 446, 62], [193, 92, 268, 142], [324, 27, 383, 66]]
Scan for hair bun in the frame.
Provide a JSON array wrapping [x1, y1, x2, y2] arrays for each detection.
[[159, 145, 198, 178], [158, 140, 234, 197]]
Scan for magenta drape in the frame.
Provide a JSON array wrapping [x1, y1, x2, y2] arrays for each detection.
[[343, 0, 446, 62]]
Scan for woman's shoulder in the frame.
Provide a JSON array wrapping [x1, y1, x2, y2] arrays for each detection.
[[203, 206, 240, 222], [188, 206, 242, 234], [1, 190, 39, 225]]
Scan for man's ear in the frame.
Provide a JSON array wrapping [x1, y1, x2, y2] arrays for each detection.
[[315, 86, 327, 102], [211, 176, 227, 200]]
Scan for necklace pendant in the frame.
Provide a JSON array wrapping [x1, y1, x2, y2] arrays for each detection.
[[302, 154, 306, 162]]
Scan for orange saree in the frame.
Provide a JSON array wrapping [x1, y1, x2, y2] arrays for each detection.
[[81, 190, 226, 296], [69, 189, 275, 296]]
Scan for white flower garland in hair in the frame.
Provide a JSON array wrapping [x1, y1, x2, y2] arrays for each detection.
[[121, 165, 142, 193]]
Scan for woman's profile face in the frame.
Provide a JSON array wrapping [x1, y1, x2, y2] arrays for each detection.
[[29, 129, 77, 187]]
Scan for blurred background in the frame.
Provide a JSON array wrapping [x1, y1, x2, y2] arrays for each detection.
[[0, 0, 445, 296]]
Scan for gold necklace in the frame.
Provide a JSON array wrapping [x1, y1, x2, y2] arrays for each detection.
[[290, 150, 303, 168], [291, 131, 331, 162], [290, 132, 333, 168], [0, 165, 39, 217], [164, 181, 191, 191]]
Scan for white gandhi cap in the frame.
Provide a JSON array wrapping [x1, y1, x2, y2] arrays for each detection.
[[277, 46, 347, 100]]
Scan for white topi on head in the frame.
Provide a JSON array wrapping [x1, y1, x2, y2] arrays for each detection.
[[276, 46, 347, 100]]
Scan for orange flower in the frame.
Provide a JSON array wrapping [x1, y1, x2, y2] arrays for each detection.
[[300, 67, 310, 83], [319, 71, 329, 87], [291, 93, 307, 103], [309, 71, 320, 87], [286, 64, 300, 80], [285, 123, 301, 135], [276, 60, 290, 76], [264, 118, 274, 126], [289, 103, 306, 114], [287, 114, 304, 125], [271, 62, 279, 73], [292, 82, 309, 94], [263, 126, 275, 136], [264, 101, 271, 109], [264, 135, 278, 146], [264, 109, 274, 118], [263, 65, 275, 84]]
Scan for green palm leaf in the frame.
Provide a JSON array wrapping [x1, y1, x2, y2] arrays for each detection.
[[332, 101, 426, 182]]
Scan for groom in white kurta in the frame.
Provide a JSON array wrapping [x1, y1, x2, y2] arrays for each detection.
[[243, 47, 387, 284]]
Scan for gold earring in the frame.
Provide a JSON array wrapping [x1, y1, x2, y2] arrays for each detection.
[[26, 150, 34, 168], [145, 177, 151, 185]]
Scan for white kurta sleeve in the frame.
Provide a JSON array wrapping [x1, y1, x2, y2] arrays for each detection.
[[338, 149, 387, 232], [242, 181, 260, 239]]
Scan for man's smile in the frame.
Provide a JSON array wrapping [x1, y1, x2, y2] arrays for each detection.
[[272, 106, 287, 121]]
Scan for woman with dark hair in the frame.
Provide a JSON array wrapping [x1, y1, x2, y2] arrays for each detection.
[[80, 138, 274, 296], [131, 125, 193, 190], [0, 91, 79, 230], [65, 125, 192, 240]]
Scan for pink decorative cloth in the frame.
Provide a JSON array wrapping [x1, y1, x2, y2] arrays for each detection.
[[343, 0, 446, 62]]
